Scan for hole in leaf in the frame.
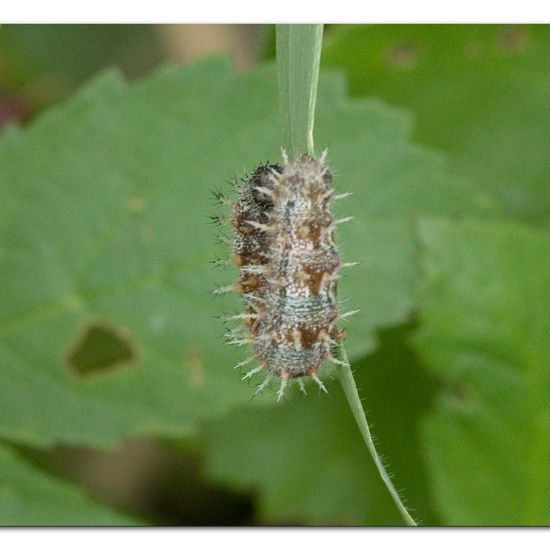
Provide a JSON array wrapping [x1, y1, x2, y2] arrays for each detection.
[[385, 42, 420, 69], [66, 323, 138, 379]]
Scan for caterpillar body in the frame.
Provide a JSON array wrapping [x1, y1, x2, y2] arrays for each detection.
[[216, 152, 355, 400]]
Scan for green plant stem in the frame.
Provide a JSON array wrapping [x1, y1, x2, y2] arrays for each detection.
[[276, 23, 418, 527], [334, 344, 418, 526], [276, 24, 323, 157]]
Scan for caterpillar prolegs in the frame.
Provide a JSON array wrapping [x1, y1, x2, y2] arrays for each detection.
[[214, 152, 356, 401]]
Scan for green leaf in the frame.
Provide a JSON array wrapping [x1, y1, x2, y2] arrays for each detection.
[[415, 218, 550, 525], [0, 57, 496, 447], [0, 443, 138, 525], [202, 326, 440, 525], [323, 24, 550, 226]]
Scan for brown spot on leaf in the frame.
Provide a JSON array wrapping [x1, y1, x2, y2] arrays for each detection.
[[185, 349, 204, 387], [498, 25, 529, 54], [386, 42, 420, 69], [127, 196, 146, 212], [465, 41, 485, 59]]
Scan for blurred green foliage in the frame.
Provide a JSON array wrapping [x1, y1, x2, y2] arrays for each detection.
[[0, 443, 139, 525], [416, 219, 550, 525], [0, 24, 549, 526], [0, 25, 163, 114], [323, 25, 550, 226]]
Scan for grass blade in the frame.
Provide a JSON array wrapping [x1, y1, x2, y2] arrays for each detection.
[[276, 24, 323, 156], [334, 343, 418, 526]]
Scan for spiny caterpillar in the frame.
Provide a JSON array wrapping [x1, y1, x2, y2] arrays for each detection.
[[214, 151, 356, 401]]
